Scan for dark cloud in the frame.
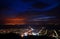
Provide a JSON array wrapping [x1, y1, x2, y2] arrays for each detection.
[[32, 2, 49, 9]]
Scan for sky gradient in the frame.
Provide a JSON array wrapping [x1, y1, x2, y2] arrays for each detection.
[[0, 0, 60, 25]]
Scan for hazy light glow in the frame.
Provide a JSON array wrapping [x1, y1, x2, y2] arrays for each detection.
[[4, 17, 26, 25], [28, 15, 56, 21]]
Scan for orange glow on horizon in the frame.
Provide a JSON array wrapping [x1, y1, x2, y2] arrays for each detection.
[[4, 17, 26, 25]]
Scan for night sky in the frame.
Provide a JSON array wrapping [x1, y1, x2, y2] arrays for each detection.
[[0, 0, 60, 25]]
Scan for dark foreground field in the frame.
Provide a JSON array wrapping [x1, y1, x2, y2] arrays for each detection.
[[0, 33, 57, 39]]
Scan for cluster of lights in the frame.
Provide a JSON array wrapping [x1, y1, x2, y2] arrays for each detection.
[[21, 32, 39, 37]]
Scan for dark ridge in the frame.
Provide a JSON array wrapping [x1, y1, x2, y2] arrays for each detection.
[[0, 24, 60, 30]]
